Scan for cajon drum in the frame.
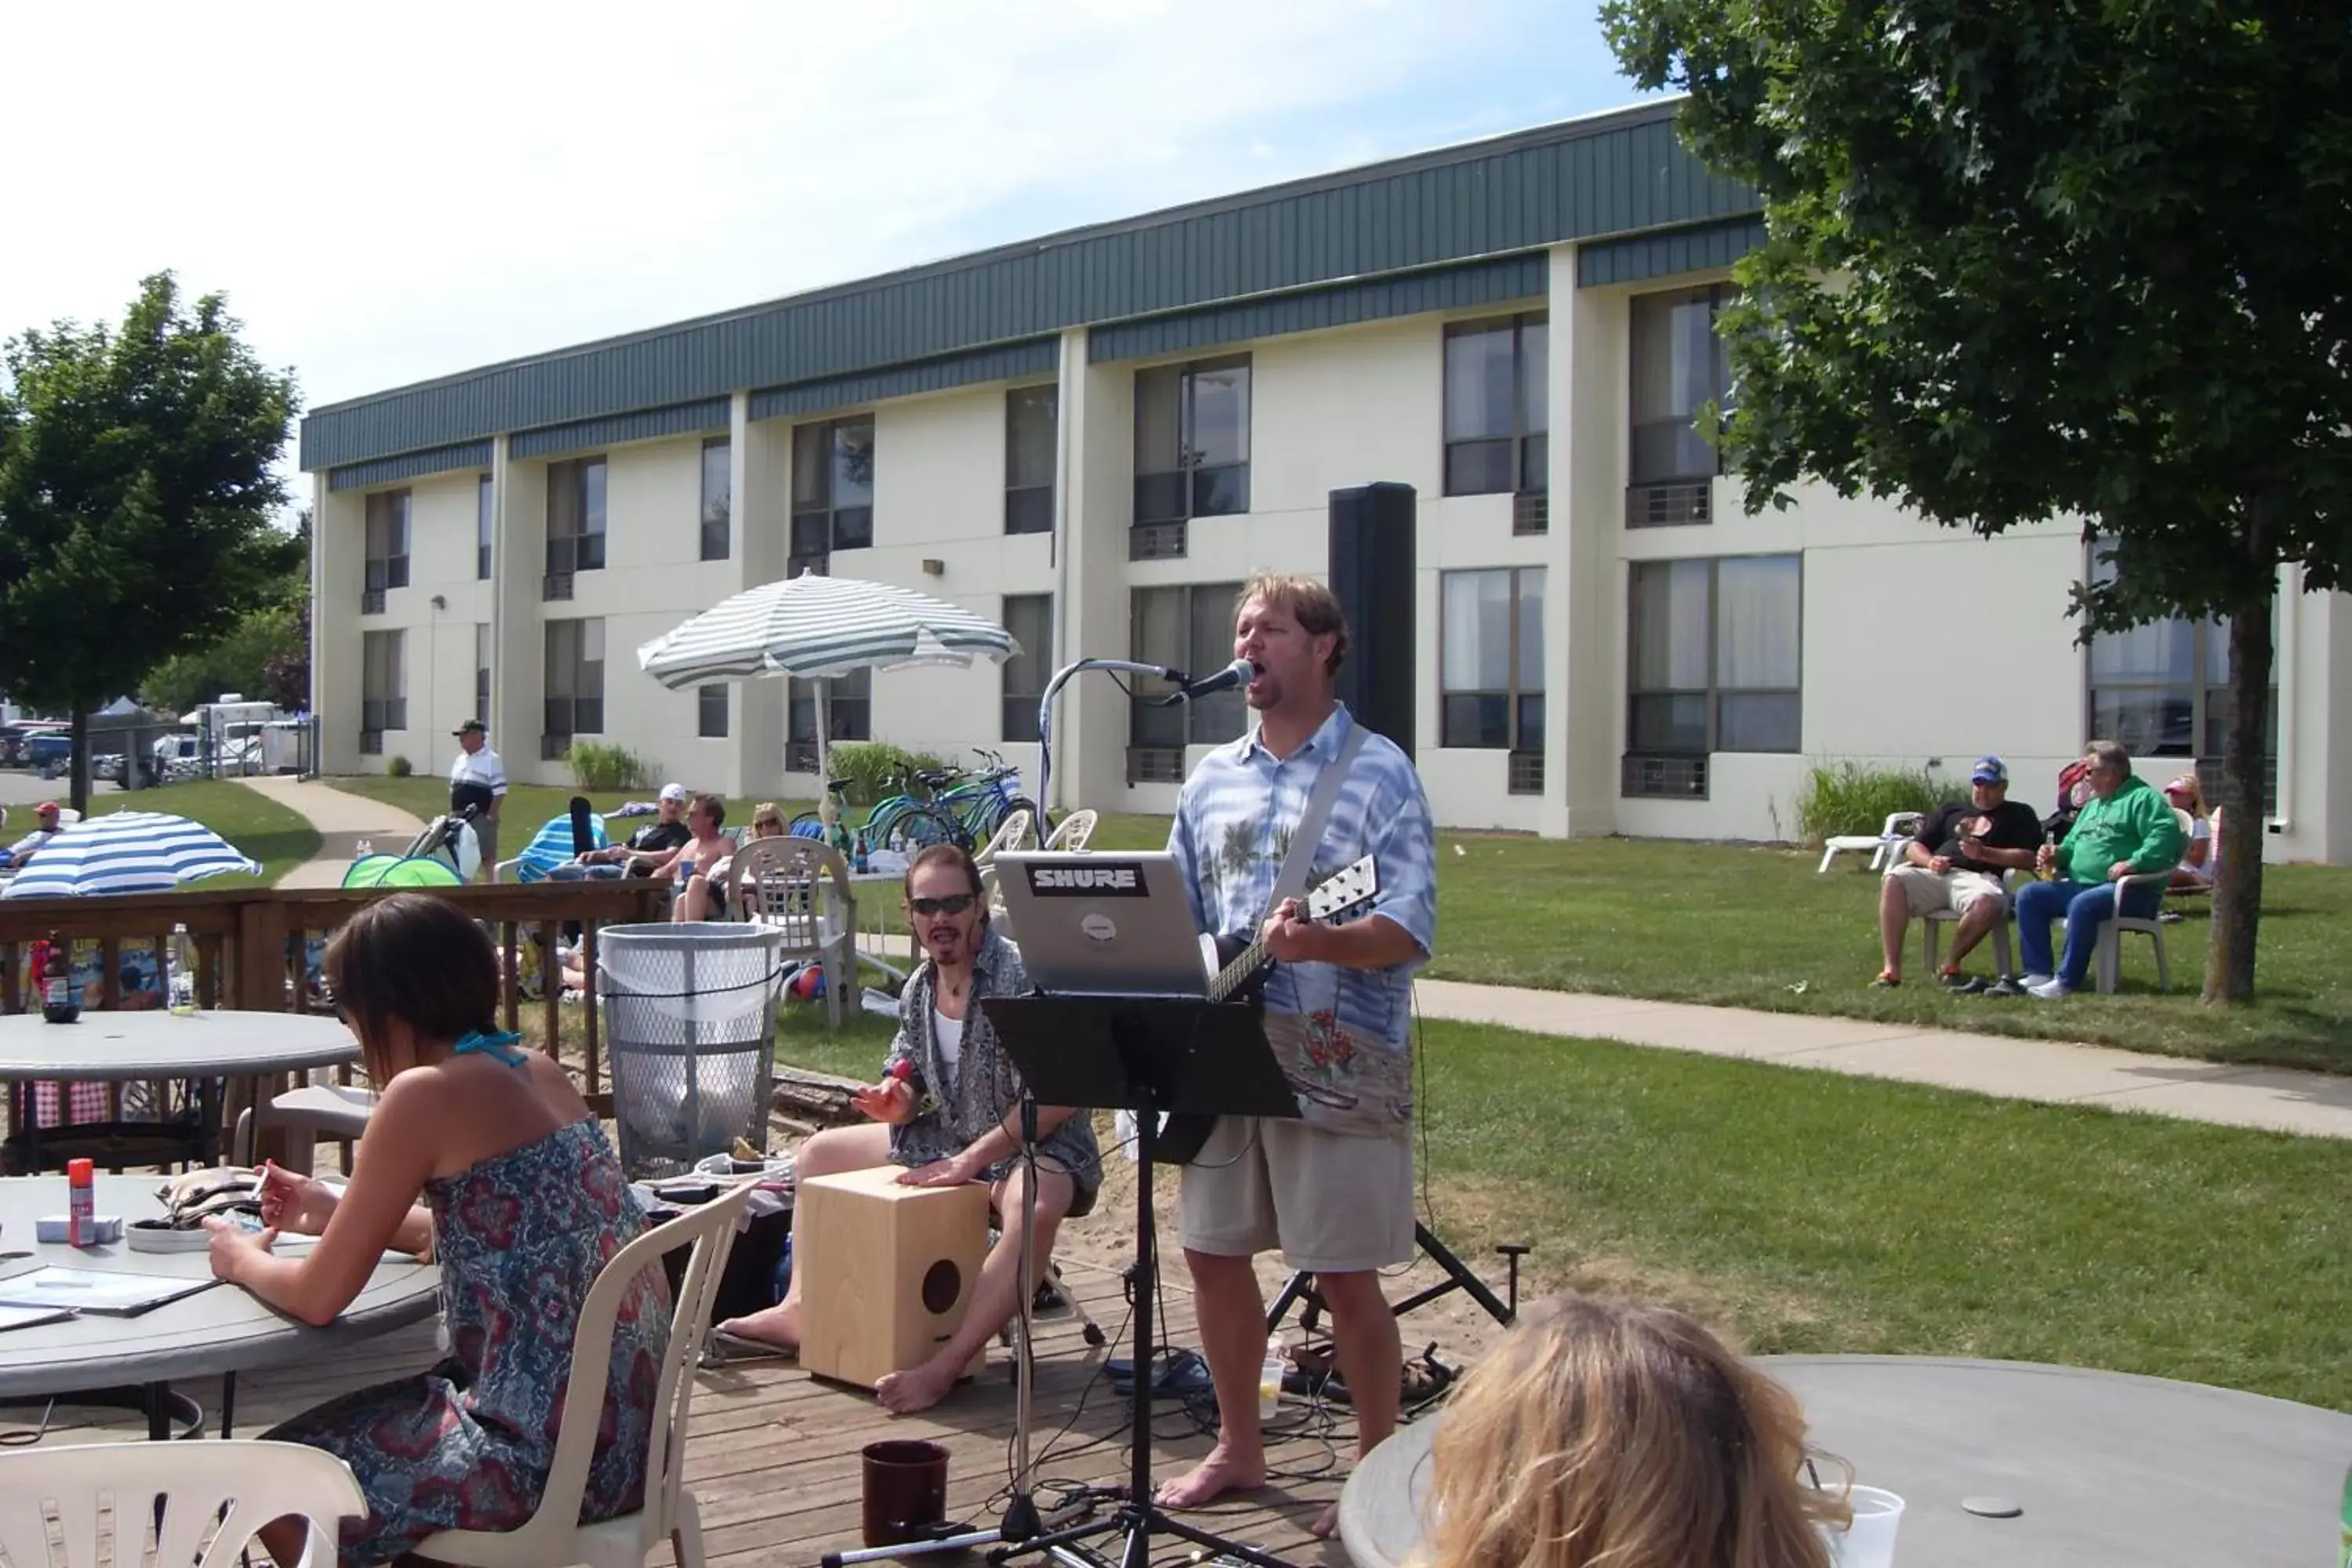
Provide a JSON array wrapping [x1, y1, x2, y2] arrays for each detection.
[[797, 1165, 991, 1389]]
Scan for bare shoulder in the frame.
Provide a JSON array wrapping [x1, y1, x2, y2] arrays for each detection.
[[521, 1048, 593, 1120]]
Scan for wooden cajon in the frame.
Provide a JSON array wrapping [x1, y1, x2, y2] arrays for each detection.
[[796, 1165, 991, 1389]]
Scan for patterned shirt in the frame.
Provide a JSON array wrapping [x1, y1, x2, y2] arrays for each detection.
[[1167, 703, 1436, 1134]]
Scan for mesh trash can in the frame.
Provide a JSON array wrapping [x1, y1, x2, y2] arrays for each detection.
[[600, 922, 785, 1178]]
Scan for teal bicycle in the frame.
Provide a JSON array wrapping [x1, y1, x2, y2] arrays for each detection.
[[789, 763, 960, 851]]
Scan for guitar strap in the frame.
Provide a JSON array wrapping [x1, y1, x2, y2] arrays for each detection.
[[1265, 717, 1370, 917]]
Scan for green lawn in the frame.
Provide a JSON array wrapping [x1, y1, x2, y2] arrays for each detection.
[[330, 777, 816, 847], [765, 1011, 2352, 1412], [86, 781, 321, 887]]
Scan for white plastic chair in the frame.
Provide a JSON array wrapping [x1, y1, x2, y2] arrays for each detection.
[[2091, 807, 2191, 994], [0, 1439, 363, 1568], [1922, 866, 2024, 978], [494, 855, 524, 884], [1042, 808, 1099, 852], [1818, 811, 1920, 874], [416, 1180, 755, 1568], [974, 808, 1035, 869], [234, 1079, 379, 1175], [735, 836, 857, 1029]]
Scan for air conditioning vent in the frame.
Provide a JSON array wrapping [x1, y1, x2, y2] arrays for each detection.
[[1621, 753, 1708, 799], [1625, 482, 1711, 529]]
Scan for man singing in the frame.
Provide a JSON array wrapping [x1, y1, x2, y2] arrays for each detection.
[[1158, 572, 1436, 1539]]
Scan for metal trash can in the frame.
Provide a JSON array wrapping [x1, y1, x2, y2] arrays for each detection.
[[599, 922, 785, 1178]]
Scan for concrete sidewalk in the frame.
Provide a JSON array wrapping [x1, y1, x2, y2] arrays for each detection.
[[237, 776, 425, 890]]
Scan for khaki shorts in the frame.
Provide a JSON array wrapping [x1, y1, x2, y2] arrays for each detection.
[[1885, 862, 2006, 918], [1178, 1116, 1414, 1274]]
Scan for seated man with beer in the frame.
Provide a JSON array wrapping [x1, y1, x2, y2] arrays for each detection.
[[1870, 757, 2042, 992], [712, 843, 1100, 1413]]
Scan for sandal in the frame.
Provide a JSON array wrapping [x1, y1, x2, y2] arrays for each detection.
[[1869, 971, 1900, 989], [704, 1327, 797, 1365]]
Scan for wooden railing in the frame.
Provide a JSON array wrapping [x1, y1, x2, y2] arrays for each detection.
[[0, 880, 673, 1111]]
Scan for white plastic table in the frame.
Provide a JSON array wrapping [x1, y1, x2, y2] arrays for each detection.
[[0, 1172, 438, 1438], [1338, 1356, 2352, 1568]]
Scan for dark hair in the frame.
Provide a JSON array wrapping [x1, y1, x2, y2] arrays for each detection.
[[903, 842, 987, 927], [691, 793, 726, 829], [325, 893, 501, 1079]]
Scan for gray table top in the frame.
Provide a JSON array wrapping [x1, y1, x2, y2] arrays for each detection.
[[0, 1010, 358, 1082], [1339, 1355, 2352, 1568], [0, 1174, 438, 1399]]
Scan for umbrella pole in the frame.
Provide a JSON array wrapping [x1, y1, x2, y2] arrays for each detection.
[[815, 679, 833, 826]]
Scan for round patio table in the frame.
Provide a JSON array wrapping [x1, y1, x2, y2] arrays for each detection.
[[0, 1172, 438, 1438], [1338, 1355, 2352, 1568], [0, 1008, 361, 1169]]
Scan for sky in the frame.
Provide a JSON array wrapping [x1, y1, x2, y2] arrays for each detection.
[[1, 1, 1651, 437]]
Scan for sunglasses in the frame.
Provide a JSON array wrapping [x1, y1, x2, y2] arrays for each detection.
[[909, 892, 978, 916]]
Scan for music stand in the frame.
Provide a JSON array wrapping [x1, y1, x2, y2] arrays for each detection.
[[983, 993, 1304, 1568]]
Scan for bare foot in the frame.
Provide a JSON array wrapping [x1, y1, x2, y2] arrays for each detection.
[[1310, 1501, 1340, 1540], [1154, 1443, 1267, 1510], [716, 1300, 800, 1350], [876, 1358, 960, 1414]]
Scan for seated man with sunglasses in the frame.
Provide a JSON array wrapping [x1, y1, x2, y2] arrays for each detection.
[[712, 842, 1100, 1412]]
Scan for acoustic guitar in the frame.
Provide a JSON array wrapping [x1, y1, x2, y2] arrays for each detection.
[[1157, 855, 1382, 1166]]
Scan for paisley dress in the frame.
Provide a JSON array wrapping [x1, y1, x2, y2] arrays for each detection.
[[265, 1117, 672, 1566]]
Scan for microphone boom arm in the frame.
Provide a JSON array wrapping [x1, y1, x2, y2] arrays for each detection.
[[1035, 658, 1185, 820]]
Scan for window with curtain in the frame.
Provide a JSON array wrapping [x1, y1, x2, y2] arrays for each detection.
[[361, 629, 406, 746], [476, 474, 493, 579], [544, 618, 605, 741], [699, 684, 728, 739], [1439, 568, 1545, 754], [363, 490, 410, 597], [1134, 358, 1252, 526], [700, 437, 731, 561], [474, 622, 491, 724], [1629, 286, 1734, 485], [1006, 386, 1058, 535], [2083, 542, 2278, 764], [789, 667, 873, 752], [1628, 554, 1800, 755], [1130, 583, 1247, 748], [545, 457, 607, 580], [1000, 593, 1053, 741], [1443, 315, 1548, 496], [792, 416, 876, 572]]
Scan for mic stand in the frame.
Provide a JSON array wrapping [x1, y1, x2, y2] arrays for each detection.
[[1033, 658, 1185, 832]]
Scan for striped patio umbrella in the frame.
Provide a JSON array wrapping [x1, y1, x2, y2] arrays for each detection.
[[636, 571, 1019, 787], [0, 811, 261, 898]]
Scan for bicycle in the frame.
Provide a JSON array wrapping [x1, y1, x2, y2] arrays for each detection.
[[926, 749, 1038, 849], [789, 762, 964, 851]]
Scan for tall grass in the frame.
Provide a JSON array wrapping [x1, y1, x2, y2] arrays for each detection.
[[568, 740, 655, 792], [1792, 761, 1953, 844], [825, 742, 949, 808]]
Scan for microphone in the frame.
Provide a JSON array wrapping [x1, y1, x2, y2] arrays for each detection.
[[1157, 658, 1258, 706]]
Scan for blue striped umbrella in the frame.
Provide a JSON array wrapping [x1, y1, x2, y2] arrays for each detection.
[[0, 811, 262, 898]]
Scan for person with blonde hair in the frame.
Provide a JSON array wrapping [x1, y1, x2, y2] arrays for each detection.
[[2160, 773, 2217, 899], [1422, 1294, 1849, 1568]]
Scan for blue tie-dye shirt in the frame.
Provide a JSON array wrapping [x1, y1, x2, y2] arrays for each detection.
[[1167, 703, 1436, 1134]]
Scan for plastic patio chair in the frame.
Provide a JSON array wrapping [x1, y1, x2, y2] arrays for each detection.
[[414, 1179, 755, 1568], [1818, 811, 1921, 874], [735, 836, 856, 1029], [234, 1078, 379, 1176], [0, 1439, 363, 1568], [1042, 808, 1099, 852], [2090, 808, 2193, 994]]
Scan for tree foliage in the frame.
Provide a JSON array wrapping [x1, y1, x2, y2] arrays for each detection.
[[141, 510, 310, 716], [0, 273, 299, 808], [1603, 0, 2352, 1001]]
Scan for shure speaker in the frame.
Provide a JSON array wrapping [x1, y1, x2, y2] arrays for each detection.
[[1327, 482, 1417, 759]]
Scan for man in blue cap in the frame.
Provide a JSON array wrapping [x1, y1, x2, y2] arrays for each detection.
[[1872, 756, 2044, 991]]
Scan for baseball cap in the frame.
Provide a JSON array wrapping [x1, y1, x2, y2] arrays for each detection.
[[34, 800, 59, 815], [1969, 757, 2008, 785], [658, 782, 688, 804], [452, 719, 487, 736]]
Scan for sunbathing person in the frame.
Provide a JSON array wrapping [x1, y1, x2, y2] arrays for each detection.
[[713, 842, 1100, 1413]]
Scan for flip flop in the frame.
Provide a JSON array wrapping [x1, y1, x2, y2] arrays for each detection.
[[705, 1327, 797, 1365]]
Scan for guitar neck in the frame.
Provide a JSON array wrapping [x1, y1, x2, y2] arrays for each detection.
[[1208, 937, 1269, 1004]]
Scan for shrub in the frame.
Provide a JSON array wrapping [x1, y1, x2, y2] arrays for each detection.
[[569, 740, 655, 793], [385, 754, 412, 778], [825, 742, 952, 808], [1793, 762, 1955, 845]]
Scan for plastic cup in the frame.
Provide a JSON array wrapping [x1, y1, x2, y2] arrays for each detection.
[[1818, 1484, 1905, 1568]]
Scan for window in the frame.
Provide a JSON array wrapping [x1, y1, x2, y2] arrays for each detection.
[[543, 618, 605, 753], [1130, 583, 1247, 757], [363, 490, 410, 603], [2085, 545, 2279, 771], [700, 437, 731, 561], [1006, 385, 1058, 535], [1443, 315, 1548, 499], [1134, 357, 1251, 537], [1000, 593, 1053, 742], [545, 457, 607, 590], [789, 668, 871, 767], [1628, 286, 1735, 524], [476, 474, 494, 579], [361, 629, 406, 747], [1628, 555, 1802, 764], [1441, 569, 1545, 788], [699, 684, 729, 739], [791, 416, 875, 572], [474, 623, 491, 724]]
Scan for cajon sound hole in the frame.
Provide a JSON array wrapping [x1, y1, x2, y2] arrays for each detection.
[[921, 1259, 963, 1314]]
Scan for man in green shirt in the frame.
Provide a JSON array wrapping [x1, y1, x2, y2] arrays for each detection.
[[2013, 740, 2185, 998]]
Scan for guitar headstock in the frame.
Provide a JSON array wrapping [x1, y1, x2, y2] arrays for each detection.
[[1303, 855, 1380, 924]]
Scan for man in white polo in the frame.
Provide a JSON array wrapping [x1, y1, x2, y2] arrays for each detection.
[[448, 719, 507, 881]]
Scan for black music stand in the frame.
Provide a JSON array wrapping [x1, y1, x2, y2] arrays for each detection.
[[982, 993, 1304, 1568]]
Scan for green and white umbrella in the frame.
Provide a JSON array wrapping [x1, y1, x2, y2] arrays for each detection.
[[635, 571, 1019, 792]]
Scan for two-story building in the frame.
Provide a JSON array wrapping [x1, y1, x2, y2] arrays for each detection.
[[303, 99, 2352, 862]]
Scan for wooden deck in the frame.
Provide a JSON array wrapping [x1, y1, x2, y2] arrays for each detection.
[[2, 1254, 1364, 1568]]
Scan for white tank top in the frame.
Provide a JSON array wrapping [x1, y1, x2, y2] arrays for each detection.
[[932, 1007, 964, 1088]]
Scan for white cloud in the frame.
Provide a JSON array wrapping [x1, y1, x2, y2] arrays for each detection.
[[0, 0, 1639, 423]]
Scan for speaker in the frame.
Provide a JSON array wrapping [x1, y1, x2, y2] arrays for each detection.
[[1327, 482, 1417, 759], [796, 1165, 991, 1389]]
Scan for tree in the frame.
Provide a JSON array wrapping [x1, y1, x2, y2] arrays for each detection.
[[1604, 1, 2352, 1003], [141, 510, 311, 716], [0, 273, 299, 812]]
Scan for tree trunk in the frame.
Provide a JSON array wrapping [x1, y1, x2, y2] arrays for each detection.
[[67, 703, 91, 818], [2203, 583, 2274, 1004]]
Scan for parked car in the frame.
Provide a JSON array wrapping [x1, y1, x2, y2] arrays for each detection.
[[1, 722, 66, 768], [27, 732, 74, 775]]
